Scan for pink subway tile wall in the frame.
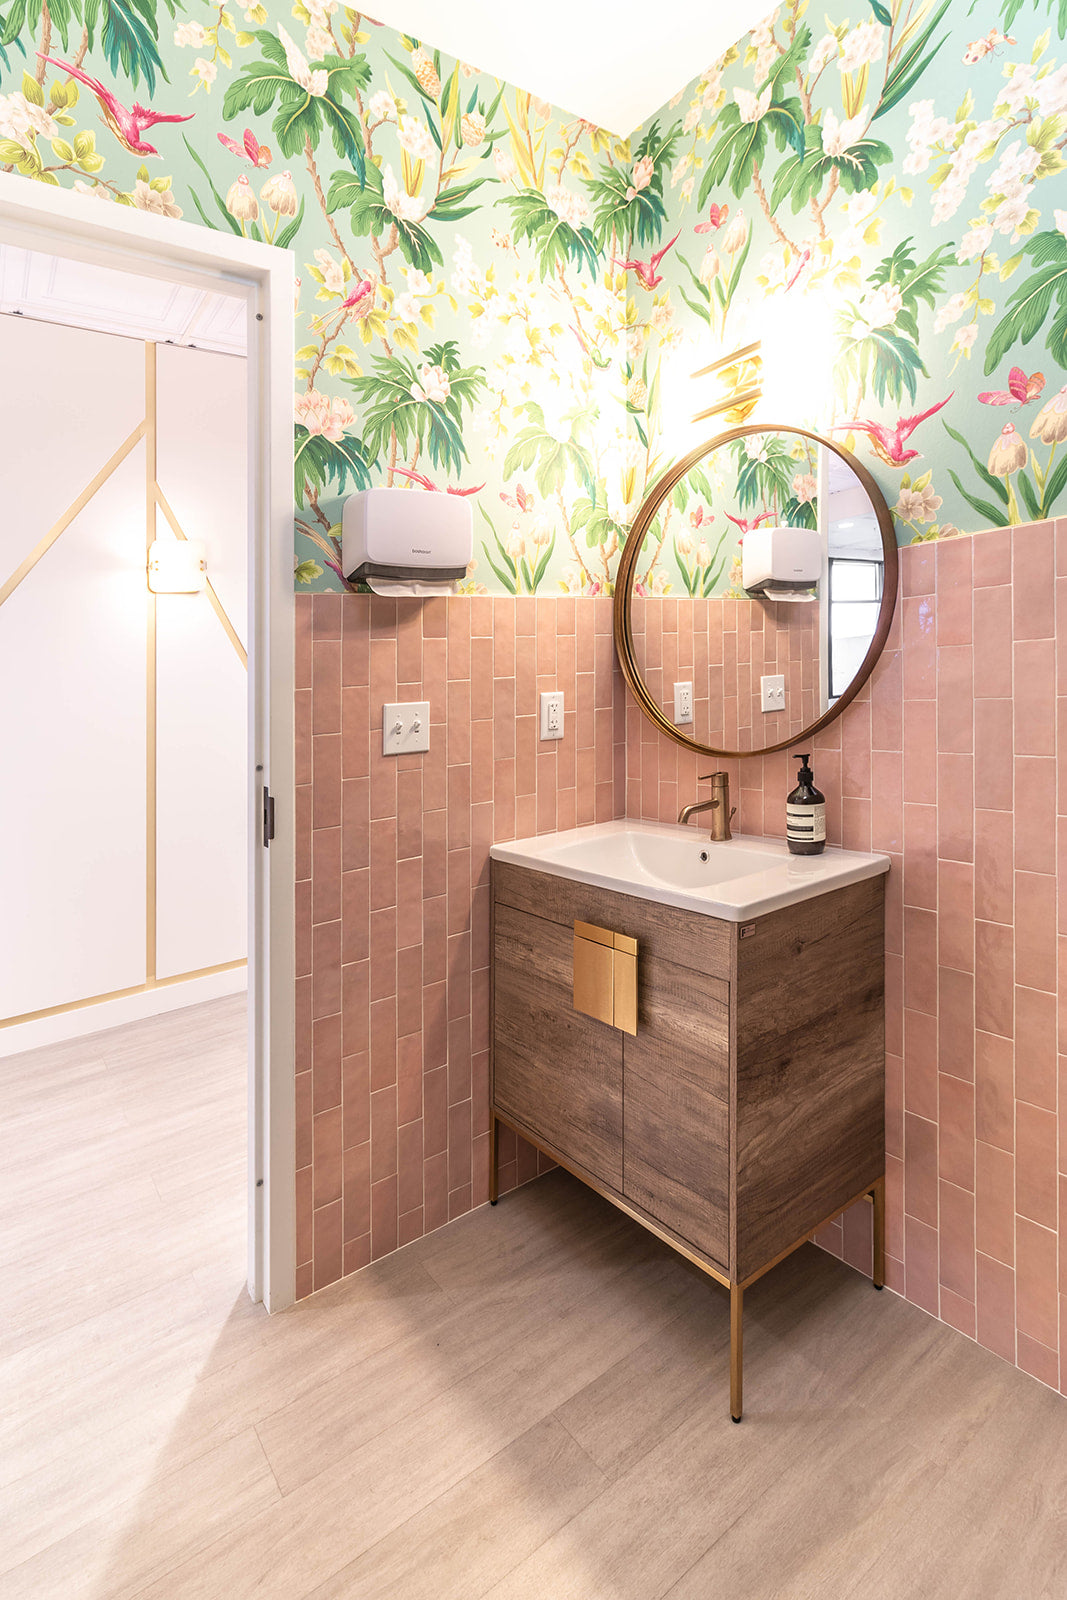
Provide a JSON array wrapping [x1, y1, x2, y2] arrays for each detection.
[[294, 592, 625, 1296], [626, 518, 1067, 1395], [296, 519, 1067, 1400]]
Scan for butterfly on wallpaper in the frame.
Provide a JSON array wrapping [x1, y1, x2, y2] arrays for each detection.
[[977, 368, 1046, 408], [500, 484, 536, 514], [217, 128, 273, 168], [695, 204, 729, 234], [962, 29, 1016, 65]]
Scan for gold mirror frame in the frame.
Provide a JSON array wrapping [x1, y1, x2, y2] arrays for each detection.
[[612, 422, 900, 761]]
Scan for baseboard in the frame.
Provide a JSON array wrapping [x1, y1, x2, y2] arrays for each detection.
[[0, 966, 248, 1057]]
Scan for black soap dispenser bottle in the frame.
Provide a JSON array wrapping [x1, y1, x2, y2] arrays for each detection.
[[787, 753, 826, 855]]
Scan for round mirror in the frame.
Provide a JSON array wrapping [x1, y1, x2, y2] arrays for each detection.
[[613, 425, 898, 760]]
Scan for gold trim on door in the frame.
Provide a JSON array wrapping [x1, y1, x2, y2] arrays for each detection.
[[573, 922, 638, 1035]]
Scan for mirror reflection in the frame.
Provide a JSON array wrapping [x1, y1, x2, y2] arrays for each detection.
[[627, 428, 886, 756]]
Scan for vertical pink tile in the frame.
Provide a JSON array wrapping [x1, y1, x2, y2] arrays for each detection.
[[1015, 1102, 1057, 1228], [976, 1251, 1016, 1362], [904, 1215, 940, 1316], [976, 1140, 1015, 1265], [936, 537, 972, 645], [975, 1029, 1015, 1151], [973, 526, 1012, 587], [938, 1178, 975, 1301], [1013, 520, 1054, 640], [1015, 984, 1056, 1110], [938, 967, 974, 1082], [972, 586, 1012, 698], [1016, 1217, 1058, 1348]]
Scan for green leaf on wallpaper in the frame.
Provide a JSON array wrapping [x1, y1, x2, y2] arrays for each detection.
[[293, 424, 374, 507], [500, 189, 601, 279], [349, 342, 485, 479], [429, 177, 492, 223], [329, 165, 443, 273], [274, 198, 305, 251], [756, 25, 810, 94], [503, 402, 596, 501], [946, 468, 1007, 528], [835, 316, 928, 406], [868, 0, 892, 23], [82, 0, 169, 94], [588, 119, 678, 249], [873, 0, 952, 121], [984, 229, 1067, 373], [224, 36, 369, 174], [942, 421, 1009, 506], [1043, 453, 1067, 516], [183, 137, 242, 235]]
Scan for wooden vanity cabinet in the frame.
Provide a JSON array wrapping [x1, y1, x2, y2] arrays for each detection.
[[490, 859, 887, 1416]]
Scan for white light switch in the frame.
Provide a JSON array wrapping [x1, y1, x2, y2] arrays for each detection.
[[540, 690, 564, 740], [382, 701, 430, 755], [761, 674, 785, 713], [673, 681, 693, 724]]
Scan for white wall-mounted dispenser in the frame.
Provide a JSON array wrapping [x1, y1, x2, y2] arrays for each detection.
[[741, 524, 822, 602], [342, 486, 473, 596]]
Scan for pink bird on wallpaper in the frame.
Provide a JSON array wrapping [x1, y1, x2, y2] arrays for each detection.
[[612, 230, 681, 291], [392, 467, 486, 496], [726, 510, 775, 535], [37, 54, 193, 155], [832, 394, 954, 467], [340, 277, 376, 314]]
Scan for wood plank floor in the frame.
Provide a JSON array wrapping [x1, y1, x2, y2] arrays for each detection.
[[3, 994, 1066, 1599]]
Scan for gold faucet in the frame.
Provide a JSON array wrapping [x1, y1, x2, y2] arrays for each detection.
[[678, 771, 736, 841]]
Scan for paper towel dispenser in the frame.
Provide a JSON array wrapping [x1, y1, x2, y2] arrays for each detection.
[[741, 524, 821, 601], [342, 487, 473, 589]]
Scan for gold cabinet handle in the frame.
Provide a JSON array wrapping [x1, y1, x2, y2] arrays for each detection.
[[573, 921, 637, 1035]]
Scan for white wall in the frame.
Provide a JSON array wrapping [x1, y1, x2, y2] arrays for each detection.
[[0, 317, 247, 1047]]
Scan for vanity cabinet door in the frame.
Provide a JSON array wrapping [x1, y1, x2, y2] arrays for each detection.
[[492, 901, 623, 1189], [623, 955, 730, 1271]]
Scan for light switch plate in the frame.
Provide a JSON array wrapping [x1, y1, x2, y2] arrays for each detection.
[[540, 690, 564, 740], [761, 674, 786, 713], [382, 701, 430, 755], [673, 681, 693, 724]]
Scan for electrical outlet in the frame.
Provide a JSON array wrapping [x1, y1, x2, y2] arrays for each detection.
[[760, 674, 786, 714], [673, 681, 693, 724], [540, 690, 564, 740], [382, 701, 430, 756]]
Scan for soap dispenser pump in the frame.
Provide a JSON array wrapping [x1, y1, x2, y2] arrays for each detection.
[[787, 753, 825, 856]]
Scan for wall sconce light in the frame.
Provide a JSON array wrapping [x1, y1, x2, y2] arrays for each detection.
[[148, 539, 206, 593]]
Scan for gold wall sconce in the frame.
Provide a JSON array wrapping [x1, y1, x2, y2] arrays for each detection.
[[573, 920, 638, 1035]]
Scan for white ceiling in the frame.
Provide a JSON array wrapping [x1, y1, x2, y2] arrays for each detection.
[[0, 246, 246, 355], [366, 0, 777, 133]]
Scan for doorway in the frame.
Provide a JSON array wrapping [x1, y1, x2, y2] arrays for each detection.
[[0, 174, 296, 1312]]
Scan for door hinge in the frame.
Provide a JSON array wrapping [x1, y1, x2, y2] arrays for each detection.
[[262, 784, 275, 847]]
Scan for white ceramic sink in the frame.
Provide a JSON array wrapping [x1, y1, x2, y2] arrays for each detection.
[[490, 819, 890, 922]]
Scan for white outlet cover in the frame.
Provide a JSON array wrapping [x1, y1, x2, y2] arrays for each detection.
[[673, 681, 693, 724], [540, 690, 564, 740], [382, 701, 430, 756], [760, 674, 786, 713]]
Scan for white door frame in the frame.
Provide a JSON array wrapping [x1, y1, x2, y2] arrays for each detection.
[[0, 173, 297, 1312]]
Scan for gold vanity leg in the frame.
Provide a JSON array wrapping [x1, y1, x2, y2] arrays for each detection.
[[871, 1176, 885, 1290], [489, 1113, 500, 1206], [730, 1284, 743, 1423]]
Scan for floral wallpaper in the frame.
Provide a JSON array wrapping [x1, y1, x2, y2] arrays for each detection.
[[0, 0, 1065, 595]]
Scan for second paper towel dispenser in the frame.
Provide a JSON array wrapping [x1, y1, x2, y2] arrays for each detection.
[[342, 487, 473, 592]]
